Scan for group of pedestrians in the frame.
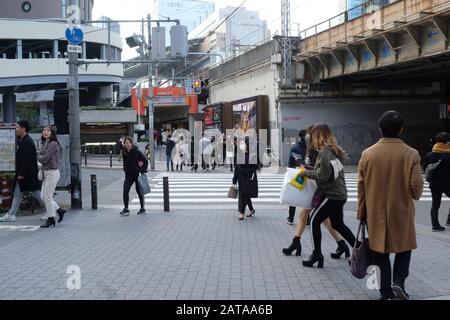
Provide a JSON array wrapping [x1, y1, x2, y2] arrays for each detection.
[[231, 110, 430, 300], [0, 120, 66, 228]]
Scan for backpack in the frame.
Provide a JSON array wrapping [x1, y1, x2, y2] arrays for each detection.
[[425, 160, 442, 183]]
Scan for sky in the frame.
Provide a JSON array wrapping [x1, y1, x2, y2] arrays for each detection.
[[92, 0, 340, 60]]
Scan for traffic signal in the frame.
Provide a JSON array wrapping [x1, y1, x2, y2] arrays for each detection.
[[193, 80, 201, 95]]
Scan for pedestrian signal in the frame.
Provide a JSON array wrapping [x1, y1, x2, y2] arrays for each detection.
[[193, 80, 201, 95]]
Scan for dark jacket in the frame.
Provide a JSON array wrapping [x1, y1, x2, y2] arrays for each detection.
[[123, 147, 148, 178], [304, 146, 347, 201], [233, 153, 259, 198], [166, 138, 176, 156], [15, 134, 40, 192], [423, 151, 450, 192], [288, 141, 307, 168]]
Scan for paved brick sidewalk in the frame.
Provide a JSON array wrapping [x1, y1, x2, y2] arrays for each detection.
[[0, 206, 449, 300]]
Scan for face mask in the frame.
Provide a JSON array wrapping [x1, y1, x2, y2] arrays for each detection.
[[239, 142, 247, 152]]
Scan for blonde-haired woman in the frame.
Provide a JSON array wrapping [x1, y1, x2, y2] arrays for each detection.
[[300, 124, 355, 268]]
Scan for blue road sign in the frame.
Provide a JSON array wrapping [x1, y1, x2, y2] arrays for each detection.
[[65, 27, 84, 45]]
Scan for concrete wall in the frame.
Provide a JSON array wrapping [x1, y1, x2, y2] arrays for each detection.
[[80, 109, 136, 124], [280, 98, 446, 165]]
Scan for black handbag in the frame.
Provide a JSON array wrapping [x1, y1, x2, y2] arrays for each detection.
[[350, 221, 373, 279]]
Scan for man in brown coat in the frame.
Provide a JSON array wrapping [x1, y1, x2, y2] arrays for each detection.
[[357, 110, 424, 300]]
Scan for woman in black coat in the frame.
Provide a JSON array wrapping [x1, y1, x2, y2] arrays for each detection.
[[121, 137, 148, 216], [232, 137, 260, 221]]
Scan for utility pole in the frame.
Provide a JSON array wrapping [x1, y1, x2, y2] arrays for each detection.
[[147, 14, 155, 170], [281, 0, 294, 88], [68, 0, 82, 209]]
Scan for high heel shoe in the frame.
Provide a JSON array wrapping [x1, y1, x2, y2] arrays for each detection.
[[302, 251, 324, 268], [282, 237, 302, 256], [247, 210, 256, 218], [40, 217, 56, 228], [331, 240, 350, 259]]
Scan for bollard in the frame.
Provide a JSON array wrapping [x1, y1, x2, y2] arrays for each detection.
[[163, 176, 169, 212], [91, 174, 97, 210], [84, 150, 88, 167], [109, 149, 113, 168]]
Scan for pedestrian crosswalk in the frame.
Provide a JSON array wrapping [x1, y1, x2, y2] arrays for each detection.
[[130, 173, 448, 210]]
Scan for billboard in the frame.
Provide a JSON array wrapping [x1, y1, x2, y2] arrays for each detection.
[[203, 104, 222, 131], [0, 125, 16, 172], [232, 100, 257, 135]]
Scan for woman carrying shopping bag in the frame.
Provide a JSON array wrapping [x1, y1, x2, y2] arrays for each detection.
[[300, 124, 355, 268], [282, 125, 351, 259], [38, 126, 65, 228], [121, 137, 148, 216], [232, 137, 260, 221]]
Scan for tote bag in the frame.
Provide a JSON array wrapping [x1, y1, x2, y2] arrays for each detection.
[[280, 168, 317, 209], [137, 173, 151, 195], [350, 221, 373, 279]]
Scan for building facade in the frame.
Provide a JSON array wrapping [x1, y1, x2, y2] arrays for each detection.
[[151, 0, 215, 43]]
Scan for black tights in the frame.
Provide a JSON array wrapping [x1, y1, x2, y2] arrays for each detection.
[[309, 198, 355, 254], [123, 176, 145, 209], [238, 192, 254, 214]]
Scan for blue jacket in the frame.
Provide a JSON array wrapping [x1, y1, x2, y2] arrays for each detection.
[[288, 141, 307, 168]]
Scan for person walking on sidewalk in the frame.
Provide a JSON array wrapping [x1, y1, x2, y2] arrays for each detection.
[[120, 137, 148, 216], [286, 129, 308, 225], [0, 121, 44, 223], [358, 111, 423, 300], [232, 137, 259, 221], [423, 132, 450, 231], [299, 124, 355, 268], [38, 126, 65, 228], [282, 125, 351, 260], [200, 135, 212, 171], [166, 135, 176, 172]]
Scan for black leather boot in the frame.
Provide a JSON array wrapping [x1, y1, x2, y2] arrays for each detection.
[[57, 208, 66, 223], [282, 237, 302, 256], [302, 250, 324, 268], [40, 217, 56, 228], [331, 240, 350, 259]]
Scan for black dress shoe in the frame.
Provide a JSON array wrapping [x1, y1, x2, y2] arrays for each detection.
[[40, 217, 56, 228], [432, 225, 445, 232], [392, 284, 410, 300], [57, 208, 66, 223]]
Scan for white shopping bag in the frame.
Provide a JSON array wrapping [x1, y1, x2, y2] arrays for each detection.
[[280, 168, 317, 209]]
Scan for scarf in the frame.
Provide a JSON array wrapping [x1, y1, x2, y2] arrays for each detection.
[[433, 142, 450, 154]]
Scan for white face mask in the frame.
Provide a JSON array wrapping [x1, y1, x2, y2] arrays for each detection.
[[239, 142, 247, 152]]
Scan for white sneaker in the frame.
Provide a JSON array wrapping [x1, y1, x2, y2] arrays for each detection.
[[0, 214, 16, 222]]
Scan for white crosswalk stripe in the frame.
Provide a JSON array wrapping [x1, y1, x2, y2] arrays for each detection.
[[129, 173, 449, 209]]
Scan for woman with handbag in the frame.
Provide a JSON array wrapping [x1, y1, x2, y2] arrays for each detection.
[[232, 137, 259, 221], [121, 137, 148, 216], [38, 126, 65, 228], [282, 125, 350, 259], [300, 124, 355, 268]]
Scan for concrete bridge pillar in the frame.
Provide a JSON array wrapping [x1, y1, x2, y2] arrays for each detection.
[[2, 93, 17, 123]]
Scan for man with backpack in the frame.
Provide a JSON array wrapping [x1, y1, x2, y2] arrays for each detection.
[[423, 132, 450, 232]]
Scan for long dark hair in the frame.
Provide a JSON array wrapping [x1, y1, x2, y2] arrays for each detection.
[[41, 126, 59, 145], [122, 137, 136, 153]]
